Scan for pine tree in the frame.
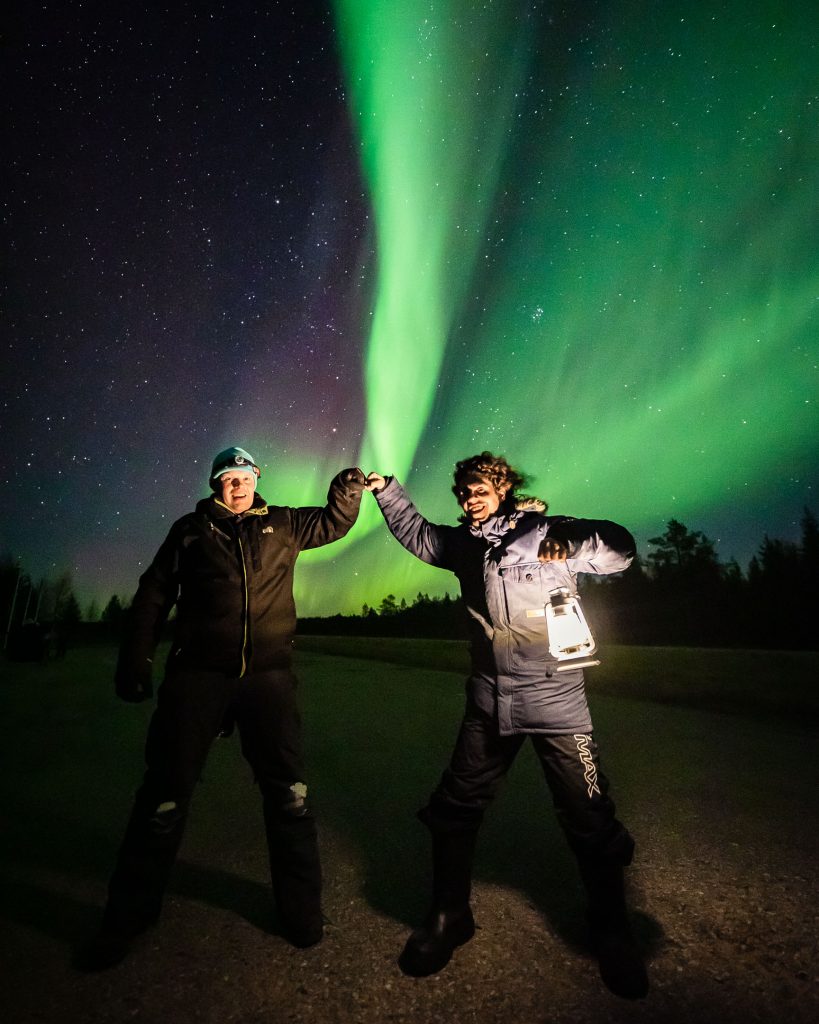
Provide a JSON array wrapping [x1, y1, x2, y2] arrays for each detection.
[[101, 595, 124, 625]]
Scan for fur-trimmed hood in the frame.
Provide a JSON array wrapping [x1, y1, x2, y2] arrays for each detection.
[[513, 495, 547, 514], [467, 496, 548, 545], [459, 494, 548, 532]]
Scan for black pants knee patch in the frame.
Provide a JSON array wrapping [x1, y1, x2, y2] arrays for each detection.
[[148, 799, 187, 836], [264, 781, 311, 820]]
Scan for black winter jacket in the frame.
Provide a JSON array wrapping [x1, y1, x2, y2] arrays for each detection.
[[116, 471, 362, 684]]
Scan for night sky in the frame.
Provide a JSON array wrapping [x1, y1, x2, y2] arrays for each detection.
[[3, 0, 817, 617]]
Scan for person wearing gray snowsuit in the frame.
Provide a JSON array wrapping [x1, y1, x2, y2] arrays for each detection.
[[365, 451, 648, 999]]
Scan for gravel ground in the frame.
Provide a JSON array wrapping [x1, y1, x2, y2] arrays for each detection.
[[1, 651, 817, 1024]]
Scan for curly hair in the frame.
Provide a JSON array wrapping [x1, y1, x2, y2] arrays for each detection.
[[451, 451, 529, 502]]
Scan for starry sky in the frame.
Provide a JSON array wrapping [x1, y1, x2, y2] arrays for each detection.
[[3, 0, 817, 617]]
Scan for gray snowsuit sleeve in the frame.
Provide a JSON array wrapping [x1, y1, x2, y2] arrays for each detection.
[[547, 516, 636, 576], [373, 477, 454, 569]]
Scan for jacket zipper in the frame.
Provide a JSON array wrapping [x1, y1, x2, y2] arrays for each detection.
[[238, 534, 249, 677]]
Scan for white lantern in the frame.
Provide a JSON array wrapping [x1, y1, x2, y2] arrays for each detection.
[[545, 587, 600, 672]]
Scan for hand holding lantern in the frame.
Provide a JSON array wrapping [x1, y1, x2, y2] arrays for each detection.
[[545, 587, 600, 672]]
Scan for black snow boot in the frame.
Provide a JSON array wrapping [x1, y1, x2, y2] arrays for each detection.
[[74, 906, 159, 972], [264, 801, 324, 948], [398, 826, 478, 977], [580, 860, 648, 999]]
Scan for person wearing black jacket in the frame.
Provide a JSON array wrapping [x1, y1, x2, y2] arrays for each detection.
[[80, 447, 365, 970]]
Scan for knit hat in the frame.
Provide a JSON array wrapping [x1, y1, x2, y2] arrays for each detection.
[[209, 447, 261, 490]]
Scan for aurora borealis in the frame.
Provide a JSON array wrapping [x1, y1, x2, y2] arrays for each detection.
[[3, 0, 817, 617]]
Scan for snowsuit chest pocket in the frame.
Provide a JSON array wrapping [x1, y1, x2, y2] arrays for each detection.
[[498, 562, 550, 610], [496, 562, 554, 669]]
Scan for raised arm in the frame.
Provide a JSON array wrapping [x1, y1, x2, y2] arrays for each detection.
[[369, 475, 452, 568], [289, 468, 366, 550]]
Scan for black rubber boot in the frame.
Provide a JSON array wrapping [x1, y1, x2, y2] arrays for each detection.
[[580, 861, 648, 999], [75, 790, 183, 971], [398, 905, 476, 977], [264, 801, 324, 948], [398, 826, 479, 977], [74, 916, 157, 972]]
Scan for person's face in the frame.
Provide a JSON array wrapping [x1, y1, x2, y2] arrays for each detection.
[[456, 475, 507, 523], [219, 470, 257, 513]]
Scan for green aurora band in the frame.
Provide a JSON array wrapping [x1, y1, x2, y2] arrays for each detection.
[[333, 0, 530, 482], [291, 0, 817, 616]]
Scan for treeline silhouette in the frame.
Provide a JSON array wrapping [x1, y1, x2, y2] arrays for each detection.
[[298, 511, 819, 651], [3, 511, 817, 656]]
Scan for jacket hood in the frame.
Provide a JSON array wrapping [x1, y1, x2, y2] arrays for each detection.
[[514, 496, 547, 513], [467, 496, 547, 545], [199, 493, 269, 519], [462, 493, 547, 532]]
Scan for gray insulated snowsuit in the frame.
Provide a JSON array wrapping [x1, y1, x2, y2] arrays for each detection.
[[375, 478, 635, 736], [375, 477, 647, 993]]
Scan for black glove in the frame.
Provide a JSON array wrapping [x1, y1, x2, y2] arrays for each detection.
[[537, 535, 571, 563], [340, 467, 367, 491], [115, 658, 154, 703]]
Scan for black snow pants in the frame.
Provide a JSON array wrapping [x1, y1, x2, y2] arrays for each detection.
[[104, 667, 320, 935], [423, 698, 634, 871]]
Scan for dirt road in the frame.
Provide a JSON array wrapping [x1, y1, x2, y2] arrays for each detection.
[[1, 647, 816, 1023]]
